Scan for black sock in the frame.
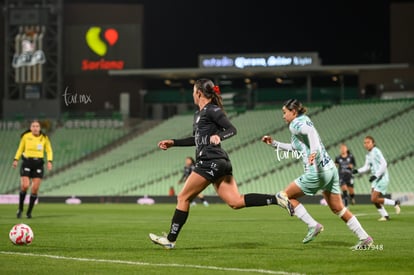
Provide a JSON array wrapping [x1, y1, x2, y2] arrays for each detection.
[[167, 209, 189, 242], [350, 193, 355, 199], [19, 191, 26, 211], [244, 193, 277, 207], [199, 197, 206, 202], [342, 191, 348, 207], [27, 194, 38, 215]]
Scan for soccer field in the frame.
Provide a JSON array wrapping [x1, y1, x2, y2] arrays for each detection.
[[0, 203, 413, 274]]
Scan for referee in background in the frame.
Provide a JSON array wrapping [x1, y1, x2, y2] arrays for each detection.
[[12, 120, 53, 218]]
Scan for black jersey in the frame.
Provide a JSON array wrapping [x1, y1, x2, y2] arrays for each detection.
[[335, 153, 356, 176], [173, 103, 237, 162]]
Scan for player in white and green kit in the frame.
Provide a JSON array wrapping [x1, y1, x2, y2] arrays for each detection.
[[353, 136, 401, 221], [262, 99, 373, 249]]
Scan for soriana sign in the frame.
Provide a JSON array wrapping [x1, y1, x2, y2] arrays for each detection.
[[64, 24, 142, 74], [82, 26, 124, 71]]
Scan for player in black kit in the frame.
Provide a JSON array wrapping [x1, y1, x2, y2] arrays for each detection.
[[334, 144, 356, 207], [149, 78, 293, 249]]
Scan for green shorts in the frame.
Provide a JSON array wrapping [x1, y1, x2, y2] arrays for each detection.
[[371, 178, 389, 195], [294, 167, 340, 196]]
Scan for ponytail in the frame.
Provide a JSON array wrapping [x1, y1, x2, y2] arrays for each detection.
[[211, 88, 224, 110], [283, 99, 307, 115], [195, 78, 225, 111]]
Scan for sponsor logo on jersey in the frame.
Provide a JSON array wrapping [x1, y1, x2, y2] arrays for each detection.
[[206, 170, 215, 177]]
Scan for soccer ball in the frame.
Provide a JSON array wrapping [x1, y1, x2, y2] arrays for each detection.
[[9, 224, 34, 245]]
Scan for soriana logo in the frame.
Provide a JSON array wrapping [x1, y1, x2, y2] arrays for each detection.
[[82, 26, 124, 71]]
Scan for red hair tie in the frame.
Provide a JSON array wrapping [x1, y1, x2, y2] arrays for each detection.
[[213, 85, 221, 95]]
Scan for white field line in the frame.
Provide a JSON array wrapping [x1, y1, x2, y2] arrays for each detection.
[[354, 210, 414, 217], [354, 213, 371, 217], [0, 251, 304, 275]]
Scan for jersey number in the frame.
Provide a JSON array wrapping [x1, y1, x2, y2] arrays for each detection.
[[319, 156, 331, 168]]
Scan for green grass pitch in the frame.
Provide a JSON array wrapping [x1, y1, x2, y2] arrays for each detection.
[[0, 203, 413, 274]]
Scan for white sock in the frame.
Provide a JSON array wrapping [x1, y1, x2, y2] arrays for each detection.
[[294, 203, 318, 227], [346, 216, 369, 240], [377, 205, 389, 217], [383, 198, 395, 206]]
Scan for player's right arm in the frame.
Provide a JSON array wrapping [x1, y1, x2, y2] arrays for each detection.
[[158, 137, 195, 150], [354, 156, 370, 174], [12, 135, 26, 168], [261, 135, 293, 151]]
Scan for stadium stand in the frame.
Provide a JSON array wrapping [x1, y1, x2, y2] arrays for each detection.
[[0, 129, 23, 193], [236, 100, 414, 195], [43, 107, 322, 196], [51, 127, 127, 170], [388, 156, 414, 193], [7, 99, 412, 197], [40, 114, 195, 195], [331, 107, 414, 194], [0, 120, 127, 194]]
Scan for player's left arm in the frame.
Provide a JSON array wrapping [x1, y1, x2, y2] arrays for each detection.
[[177, 174, 186, 184], [375, 151, 387, 178], [299, 123, 321, 164], [210, 108, 237, 144], [349, 155, 356, 169], [45, 136, 53, 170]]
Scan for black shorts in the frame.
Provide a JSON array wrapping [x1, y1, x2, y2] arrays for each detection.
[[20, 158, 44, 179], [339, 173, 354, 187], [194, 159, 233, 183]]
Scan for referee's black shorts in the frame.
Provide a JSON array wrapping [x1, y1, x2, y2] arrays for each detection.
[[20, 158, 44, 178], [194, 158, 233, 183]]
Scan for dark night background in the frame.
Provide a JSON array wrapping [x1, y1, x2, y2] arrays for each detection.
[[137, 0, 393, 68], [2, 0, 413, 118], [63, 0, 402, 68]]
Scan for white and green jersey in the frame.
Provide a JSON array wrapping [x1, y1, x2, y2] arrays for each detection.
[[274, 114, 334, 173], [358, 147, 389, 181]]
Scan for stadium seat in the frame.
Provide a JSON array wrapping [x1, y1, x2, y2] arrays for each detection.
[[34, 100, 414, 196]]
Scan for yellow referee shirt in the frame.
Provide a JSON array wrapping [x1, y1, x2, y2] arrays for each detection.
[[14, 132, 53, 162]]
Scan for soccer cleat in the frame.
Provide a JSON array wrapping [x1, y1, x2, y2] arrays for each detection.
[[352, 236, 374, 250], [203, 201, 209, 207], [351, 198, 356, 205], [394, 200, 401, 214], [303, 223, 324, 244], [16, 209, 22, 219], [26, 213, 32, 219], [149, 233, 175, 249], [378, 216, 389, 222], [276, 192, 294, 216]]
